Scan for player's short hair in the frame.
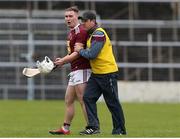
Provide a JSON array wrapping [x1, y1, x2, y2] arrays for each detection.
[[65, 6, 79, 13]]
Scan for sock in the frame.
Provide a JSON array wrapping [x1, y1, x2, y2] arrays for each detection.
[[63, 123, 70, 131]]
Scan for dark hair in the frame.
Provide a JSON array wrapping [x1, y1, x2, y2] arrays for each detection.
[[65, 6, 79, 13], [78, 11, 96, 21]]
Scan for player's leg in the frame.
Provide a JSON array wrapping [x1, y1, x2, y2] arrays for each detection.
[[49, 71, 77, 135], [63, 85, 76, 125], [73, 69, 91, 123], [75, 83, 88, 123], [49, 85, 76, 135]]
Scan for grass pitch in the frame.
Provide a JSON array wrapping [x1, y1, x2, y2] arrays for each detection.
[[0, 100, 180, 137]]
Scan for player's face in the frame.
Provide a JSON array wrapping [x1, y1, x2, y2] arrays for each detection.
[[65, 11, 79, 29]]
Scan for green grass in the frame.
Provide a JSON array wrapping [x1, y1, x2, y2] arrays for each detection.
[[0, 100, 180, 137]]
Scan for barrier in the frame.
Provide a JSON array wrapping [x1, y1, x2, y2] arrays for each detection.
[[118, 81, 180, 103]]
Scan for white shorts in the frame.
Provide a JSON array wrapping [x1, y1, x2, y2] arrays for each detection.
[[68, 69, 91, 86]]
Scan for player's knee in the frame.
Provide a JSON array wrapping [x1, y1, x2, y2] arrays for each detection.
[[65, 98, 73, 106]]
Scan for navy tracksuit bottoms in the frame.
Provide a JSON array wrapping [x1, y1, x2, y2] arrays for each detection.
[[83, 72, 126, 134]]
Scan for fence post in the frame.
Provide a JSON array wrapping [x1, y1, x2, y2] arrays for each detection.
[[27, 2, 35, 100]]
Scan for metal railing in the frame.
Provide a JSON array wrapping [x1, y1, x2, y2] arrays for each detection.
[[0, 8, 180, 99]]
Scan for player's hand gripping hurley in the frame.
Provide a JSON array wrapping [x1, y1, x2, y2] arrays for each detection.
[[22, 56, 55, 78]]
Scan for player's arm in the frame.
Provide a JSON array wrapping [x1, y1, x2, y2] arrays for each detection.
[[75, 31, 105, 60], [54, 42, 84, 66]]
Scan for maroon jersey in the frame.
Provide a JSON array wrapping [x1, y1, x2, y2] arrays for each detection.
[[67, 24, 91, 71]]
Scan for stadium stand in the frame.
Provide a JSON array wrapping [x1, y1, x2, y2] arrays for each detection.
[[0, 0, 180, 99]]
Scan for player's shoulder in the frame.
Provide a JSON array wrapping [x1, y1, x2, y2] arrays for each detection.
[[75, 24, 87, 34], [79, 24, 86, 30]]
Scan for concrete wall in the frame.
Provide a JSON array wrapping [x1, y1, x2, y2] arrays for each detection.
[[118, 81, 180, 103]]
